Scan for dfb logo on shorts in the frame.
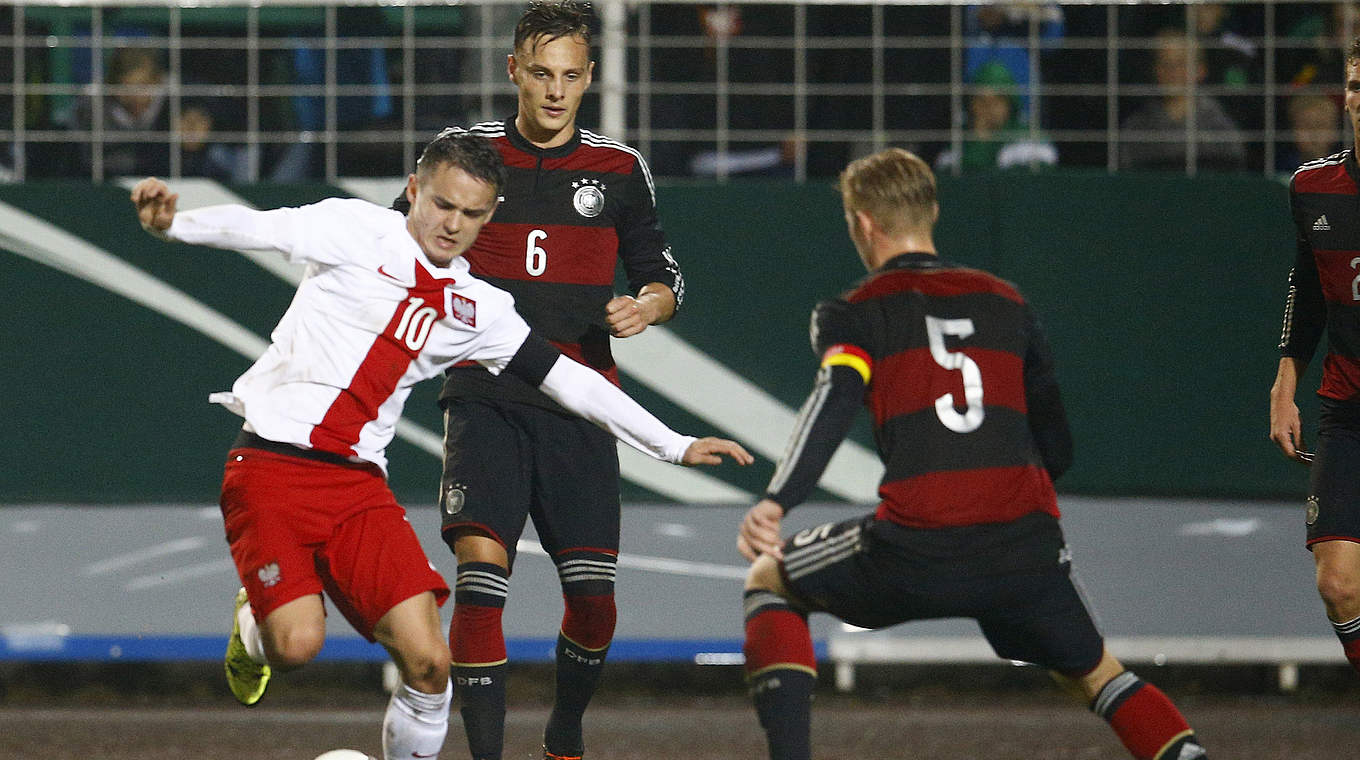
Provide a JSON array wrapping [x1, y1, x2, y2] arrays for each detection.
[[442, 482, 467, 516], [1306, 495, 1320, 526]]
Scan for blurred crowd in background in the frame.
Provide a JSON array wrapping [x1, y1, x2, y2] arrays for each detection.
[[0, 1, 1357, 182]]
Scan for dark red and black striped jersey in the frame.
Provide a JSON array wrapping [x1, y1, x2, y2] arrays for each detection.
[[766, 252, 1072, 529], [438, 118, 683, 410], [1281, 148, 1360, 401]]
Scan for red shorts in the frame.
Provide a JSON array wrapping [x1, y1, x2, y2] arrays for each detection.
[[219, 446, 449, 641]]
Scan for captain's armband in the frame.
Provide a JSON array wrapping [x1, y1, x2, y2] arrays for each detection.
[[819, 344, 873, 385]]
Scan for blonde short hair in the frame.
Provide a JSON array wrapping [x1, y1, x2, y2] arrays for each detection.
[[837, 148, 937, 236]]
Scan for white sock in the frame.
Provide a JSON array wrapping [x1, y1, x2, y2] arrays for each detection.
[[236, 601, 267, 665], [382, 680, 451, 760]]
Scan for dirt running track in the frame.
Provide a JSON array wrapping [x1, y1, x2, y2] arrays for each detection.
[[5, 697, 1360, 759], [2, 664, 1358, 759]]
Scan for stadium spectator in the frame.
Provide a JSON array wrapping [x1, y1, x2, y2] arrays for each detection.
[[1279, 1, 1360, 91], [962, 1, 1064, 123], [410, 3, 691, 759], [129, 131, 749, 760], [69, 46, 244, 180], [1119, 28, 1247, 172], [736, 147, 1209, 760], [1276, 89, 1344, 173], [1194, 2, 1265, 135], [934, 60, 1057, 172], [1196, 2, 1260, 88], [175, 101, 251, 183], [1269, 35, 1360, 681], [70, 46, 172, 178]]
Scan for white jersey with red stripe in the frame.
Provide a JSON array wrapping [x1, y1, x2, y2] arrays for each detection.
[[165, 197, 532, 474]]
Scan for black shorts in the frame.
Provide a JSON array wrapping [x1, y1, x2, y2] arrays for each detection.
[[778, 511, 1105, 675], [439, 398, 621, 566], [1307, 398, 1360, 547]]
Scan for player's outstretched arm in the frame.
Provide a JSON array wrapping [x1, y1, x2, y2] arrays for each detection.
[[130, 177, 178, 234], [737, 498, 785, 562], [532, 350, 751, 466]]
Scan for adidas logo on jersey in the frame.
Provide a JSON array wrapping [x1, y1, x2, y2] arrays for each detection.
[[1314, 215, 1331, 231]]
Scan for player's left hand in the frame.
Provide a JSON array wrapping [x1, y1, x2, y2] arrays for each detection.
[[606, 294, 657, 337], [681, 436, 754, 467], [738, 498, 785, 561]]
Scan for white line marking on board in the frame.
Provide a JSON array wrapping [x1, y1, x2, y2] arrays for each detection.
[[84, 537, 208, 576], [125, 559, 237, 591], [515, 539, 746, 580]]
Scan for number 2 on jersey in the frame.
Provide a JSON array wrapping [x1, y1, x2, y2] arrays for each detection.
[[526, 229, 548, 276], [924, 315, 985, 433]]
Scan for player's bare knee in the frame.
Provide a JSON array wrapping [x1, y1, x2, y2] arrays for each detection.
[[745, 554, 784, 594], [421, 634, 453, 673], [1316, 566, 1360, 614], [450, 529, 508, 568], [263, 624, 324, 669], [398, 645, 451, 693]]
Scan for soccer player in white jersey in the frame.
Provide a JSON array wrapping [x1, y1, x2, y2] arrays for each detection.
[[129, 132, 751, 760]]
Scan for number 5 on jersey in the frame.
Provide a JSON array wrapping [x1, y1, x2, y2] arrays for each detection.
[[924, 315, 984, 433]]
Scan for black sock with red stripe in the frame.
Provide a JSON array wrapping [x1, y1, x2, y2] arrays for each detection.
[[1091, 671, 1206, 759], [1332, 615, 1360, 674], [743, 589, 816, 760], [545, 558, 618, 759], [451, 562, 509, 760]]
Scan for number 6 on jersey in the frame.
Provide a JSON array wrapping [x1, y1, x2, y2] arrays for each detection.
[[526, 229, 548, 276]]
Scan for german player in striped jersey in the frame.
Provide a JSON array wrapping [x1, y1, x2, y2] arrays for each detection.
[[736, 148, 1207, 760], [394, 4, 684, 759], [1270, 36, 1360, 678], [129, 131, 750, 760]]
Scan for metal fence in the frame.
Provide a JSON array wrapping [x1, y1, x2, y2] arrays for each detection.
[[1, 0, 1354, 182]]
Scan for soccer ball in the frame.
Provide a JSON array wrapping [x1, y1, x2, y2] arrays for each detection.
[[313, 751, 375, 760]]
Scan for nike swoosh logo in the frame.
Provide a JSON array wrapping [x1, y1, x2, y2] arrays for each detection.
[[412, 753, 438, 758], [377, 265, 404, 282]]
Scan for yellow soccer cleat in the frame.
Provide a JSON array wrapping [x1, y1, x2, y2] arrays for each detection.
[[225, 587, 271, 706]]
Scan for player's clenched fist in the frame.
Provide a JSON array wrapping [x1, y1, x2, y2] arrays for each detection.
[[737, 498, 785, 562], [681, 436, 754, 467], [130, 177, 178, 233], [605, 294, 650, 337]]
